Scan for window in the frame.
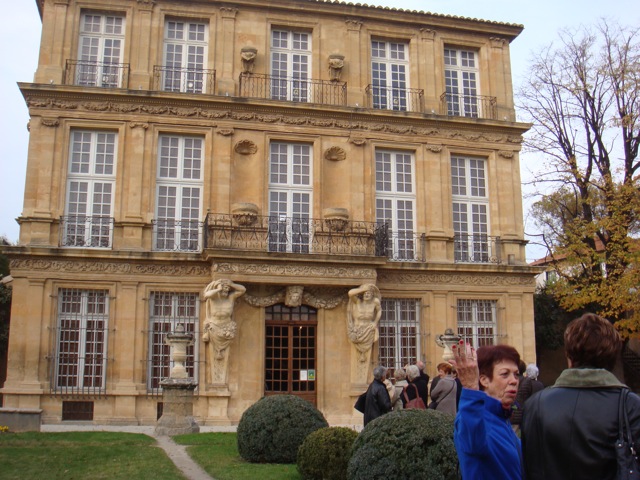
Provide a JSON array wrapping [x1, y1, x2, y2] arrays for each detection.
[[63, 131, 116, 248], [444, 48, 479, 117], [371, 40, 409, 110], [451, 156, 490, 262], [376, 150, 416, 260], [154, 135, 203, 251], [54, 289, 109, 395], [271, 29, 311, 101], [268, 142, 313, 253], [456, 299, 497, 347], [378, 299, 420, 371], [148, 292, 199, 393], [162, 20, 208, 93], [77, 12, 125, 87]]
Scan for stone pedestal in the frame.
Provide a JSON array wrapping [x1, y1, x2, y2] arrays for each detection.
[[155, 378, 200, 436]]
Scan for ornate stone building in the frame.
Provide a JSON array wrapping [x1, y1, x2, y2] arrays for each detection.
[[2, 0, 536, 426]]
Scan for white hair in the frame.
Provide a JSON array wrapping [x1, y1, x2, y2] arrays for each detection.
[[526, 364, 539, 380]]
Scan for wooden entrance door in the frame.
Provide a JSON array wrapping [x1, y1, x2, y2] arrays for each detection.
[[265, 304, 317, 405]]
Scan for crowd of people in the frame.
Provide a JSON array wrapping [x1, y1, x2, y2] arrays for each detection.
[[358, 313, 640, 479]]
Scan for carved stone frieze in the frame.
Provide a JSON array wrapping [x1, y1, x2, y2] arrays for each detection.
[[426, 144, 443, 153], [211, 262, 376, 279], [498, 150, 515, 159], [40, 118, 60, 127], [234, 140, 257, 155], [242, 285, 346, 309], [377, 271, 535, 287], [24, 96, 525, 145], [324, 146, 346, 162], [136, 0, 155, 10], [10, 258, 210, 276]]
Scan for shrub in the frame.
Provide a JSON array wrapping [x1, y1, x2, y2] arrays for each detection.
[[237, 395, 328, 463], [347, 409, 458, 480], [297, 426, 358, 480]]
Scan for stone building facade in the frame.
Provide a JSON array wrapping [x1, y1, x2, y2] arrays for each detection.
[[2, 0, 536, 426]]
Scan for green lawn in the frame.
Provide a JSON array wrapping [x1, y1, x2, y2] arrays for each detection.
[[174, 432, 302, 480], [0, 431, 187, 480], [0, 431, 302, 480]]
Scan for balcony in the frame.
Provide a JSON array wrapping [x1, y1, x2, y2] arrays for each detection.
[[152, 219, 203, 252], [385, 230, 426, 262], [60, 215, 114, 248], [153, 66, 216, 94], [239, 73, 347, 106], [204, 213, 385, 256], [365, 85, 424, 112], [454, 234, 502, 263], [440, 93, 497, 120], [64, 60, 129, 88]]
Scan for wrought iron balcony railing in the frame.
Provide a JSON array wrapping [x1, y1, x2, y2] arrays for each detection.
[[60, 215, 114, 248], [152, 219, 203, 252], [454, 234, 502, 264], [365, 85, 424, 112], [239, 73, 347, 106], [384, 230, 426, 262], [153, 66, 216, 94], [440, 93, 498, 120], [204, 213, 386, 256], [64, 59, 129, 88]]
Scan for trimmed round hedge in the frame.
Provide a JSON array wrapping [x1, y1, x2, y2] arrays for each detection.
[[347, 409, 458, 480], [237, 395, 329, 463], [297, 426, 358, 480]]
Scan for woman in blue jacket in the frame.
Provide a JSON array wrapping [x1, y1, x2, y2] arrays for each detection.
[[450, 342, 522, 479]]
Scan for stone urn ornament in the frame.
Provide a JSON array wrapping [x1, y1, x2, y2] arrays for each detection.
[[435, 328, 462, 362]]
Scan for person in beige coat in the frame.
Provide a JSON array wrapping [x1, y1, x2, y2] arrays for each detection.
[[429, 362, 458, 415]]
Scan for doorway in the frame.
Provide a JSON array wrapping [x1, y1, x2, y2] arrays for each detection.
[[264, 304, 317, 405]]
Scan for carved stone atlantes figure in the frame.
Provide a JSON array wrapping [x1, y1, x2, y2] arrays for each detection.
[[241, 46, 257, 73], [202, 278, 246, 384], [347, 284, 382, 363]]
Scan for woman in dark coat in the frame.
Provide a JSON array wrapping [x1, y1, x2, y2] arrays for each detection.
[[364, 365, 392, 426]]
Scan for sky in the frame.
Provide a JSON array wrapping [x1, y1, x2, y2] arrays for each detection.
[[1, 0, 638, 261]]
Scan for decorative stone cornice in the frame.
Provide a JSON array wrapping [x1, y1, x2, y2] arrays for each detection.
[[211, 262, 376, 279], [377, 270, 535, 286], [324, 146, 346, 161], [234, 139, 257, 155], [10, 258, 210, 276], [24, 96, 525, 144]]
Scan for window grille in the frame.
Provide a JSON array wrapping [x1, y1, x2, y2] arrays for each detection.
[[147, 292, 200, 395], [456, 299, 497, 347], [378, 299, 421, 373], [52, 289, 109, 396]]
